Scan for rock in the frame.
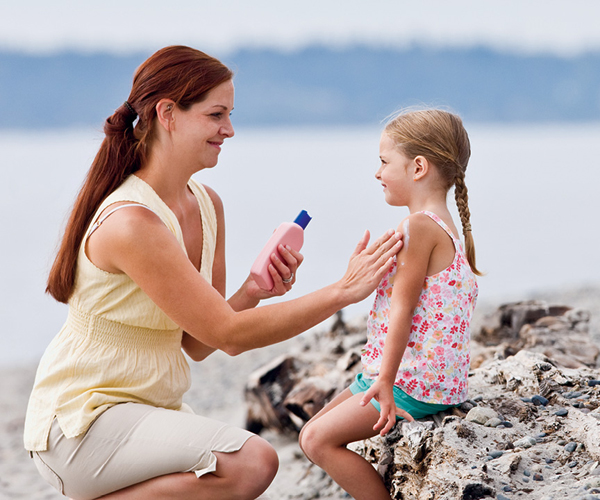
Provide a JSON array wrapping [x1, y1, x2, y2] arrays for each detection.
[[466, 406, 498, 425], [244, 301, 600, 499], [485, 417, 502, 427], [514, 436, 537, 449], [532, 395, 550, 406]]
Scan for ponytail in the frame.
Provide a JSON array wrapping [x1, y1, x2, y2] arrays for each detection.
[[46, 46, 233, 303], [46, 104, 141, 302]]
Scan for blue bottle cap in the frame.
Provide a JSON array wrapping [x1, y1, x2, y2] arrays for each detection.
[[293, 210, 312, 229]]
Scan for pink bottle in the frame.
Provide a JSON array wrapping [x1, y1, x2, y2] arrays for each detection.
[[250, 210, 312, 290]]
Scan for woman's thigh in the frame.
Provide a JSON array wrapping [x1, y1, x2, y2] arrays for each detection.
[[35, 403, 255, 500]]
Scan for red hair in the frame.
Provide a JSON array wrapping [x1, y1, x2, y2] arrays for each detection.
[[47, 46, 233, 303]]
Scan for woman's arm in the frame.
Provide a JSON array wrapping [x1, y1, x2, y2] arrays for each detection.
[[361, 214, 438, 434], [87, 205, 403, 356], [181, 186, 303, 360]]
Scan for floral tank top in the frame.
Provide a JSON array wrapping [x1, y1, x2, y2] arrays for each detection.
[[361, 211, 478, 405]]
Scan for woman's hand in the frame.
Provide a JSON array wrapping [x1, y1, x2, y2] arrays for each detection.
[[245, 245, 304, 300], [337, 229, 403, 304], [361, 379, 414, 436]]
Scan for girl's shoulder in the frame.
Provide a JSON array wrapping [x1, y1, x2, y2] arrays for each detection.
[[396, 212, 442, 238]]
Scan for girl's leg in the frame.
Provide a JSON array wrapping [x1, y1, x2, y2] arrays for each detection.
[[299, 392, 392, 500], [97, 435, 278, 500], [298, 387, 353, 455]]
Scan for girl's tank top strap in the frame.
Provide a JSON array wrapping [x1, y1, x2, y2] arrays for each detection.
[[418, 210, 458, 242]]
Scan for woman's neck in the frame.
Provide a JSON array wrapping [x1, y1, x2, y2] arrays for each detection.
[[135, 155, 196, 207]]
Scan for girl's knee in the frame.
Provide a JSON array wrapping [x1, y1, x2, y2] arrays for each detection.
[[298, 422, 326, 465]]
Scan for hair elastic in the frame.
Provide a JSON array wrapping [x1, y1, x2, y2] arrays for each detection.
[[123, 101, 137, 117], [463, 223, 472, 232]]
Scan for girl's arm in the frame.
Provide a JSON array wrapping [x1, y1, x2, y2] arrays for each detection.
[[86, 203, 403, 356], [361, 214, 438, 434]]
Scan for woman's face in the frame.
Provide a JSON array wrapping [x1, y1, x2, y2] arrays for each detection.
[[172, 79, 235, 171]]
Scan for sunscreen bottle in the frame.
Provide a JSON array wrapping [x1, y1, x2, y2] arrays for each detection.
[[250, 210, 312, 291]]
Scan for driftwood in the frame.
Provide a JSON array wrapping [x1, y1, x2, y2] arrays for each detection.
[[244, 302, 600, 499]]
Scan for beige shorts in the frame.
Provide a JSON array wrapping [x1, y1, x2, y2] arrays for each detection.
[[32, 402, 255, 500]]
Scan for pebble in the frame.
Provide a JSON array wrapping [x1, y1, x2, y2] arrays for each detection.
[[555, 408, 569, 416], [533, 472, 544, 481], [472, 395, 483, 402], [502, 485, 513, 492], [589, 380, 600, 387], [532, 395, 549, 406], [485, 417, 502, 428], [521, 397, 533, 403], [466, 406, 498, 425], [488, 450, 504, 459], [460, 401, 475, 412], [514, 436, 537, 449], [498, 420, 513, 428], [564, 391, 583, 399], [545, 458, 555, 464], [565, 442, 578, 453], [523, 469, 531, 477], [569, 461, 579, 468], [497, 495, 511, 500]]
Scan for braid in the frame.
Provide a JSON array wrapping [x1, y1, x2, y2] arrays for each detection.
[[454, 169, 482, 276], [454, 169, 471, 234]]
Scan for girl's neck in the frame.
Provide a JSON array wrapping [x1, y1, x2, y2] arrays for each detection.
[[406, 192, 449, 217]]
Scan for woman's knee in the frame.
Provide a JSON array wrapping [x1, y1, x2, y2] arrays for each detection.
[[226, 436, 278, 498]]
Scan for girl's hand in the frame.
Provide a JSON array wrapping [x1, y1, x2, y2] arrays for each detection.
[[338, 229, 403, 304], [361, 380, 414, 436], [246, 245, 304, 300]]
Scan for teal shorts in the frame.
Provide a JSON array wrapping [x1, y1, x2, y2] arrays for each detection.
[[349, 373, 457, 420]]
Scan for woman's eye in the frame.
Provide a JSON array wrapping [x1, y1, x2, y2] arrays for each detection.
[[211, 112, 223, 118]]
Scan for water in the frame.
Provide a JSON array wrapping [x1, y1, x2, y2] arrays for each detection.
[[1, 123, 599, 366]]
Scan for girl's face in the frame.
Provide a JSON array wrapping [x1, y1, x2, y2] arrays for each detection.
[[376, 132, 414, 206], [171, 79, 235, 171]]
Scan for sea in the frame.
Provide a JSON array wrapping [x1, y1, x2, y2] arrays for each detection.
[[1, 122, 599, 367]]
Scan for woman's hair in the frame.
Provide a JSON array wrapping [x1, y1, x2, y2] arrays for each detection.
[[47, 45, 234, 303], [384, 108, 482, 276]]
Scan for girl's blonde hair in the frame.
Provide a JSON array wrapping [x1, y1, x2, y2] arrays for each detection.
[[385, 108, 482, 276]]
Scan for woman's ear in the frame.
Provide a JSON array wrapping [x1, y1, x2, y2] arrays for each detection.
[[155, 99, 176, 132], [413, 155, 430, 181]]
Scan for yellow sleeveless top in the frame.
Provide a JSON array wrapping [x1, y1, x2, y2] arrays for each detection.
[[24, 175, 217, 451]]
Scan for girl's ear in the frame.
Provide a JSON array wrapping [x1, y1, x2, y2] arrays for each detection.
[[413, 155, 430, 181], [155, 99, 176, 132]]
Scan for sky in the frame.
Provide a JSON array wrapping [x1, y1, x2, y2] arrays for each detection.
[[2, 0, 600, 56]]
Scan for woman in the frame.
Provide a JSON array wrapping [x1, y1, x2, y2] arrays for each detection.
[[24, 45, 403, 500]]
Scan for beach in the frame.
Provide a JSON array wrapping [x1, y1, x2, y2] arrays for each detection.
[[2, 285, 599, 500]]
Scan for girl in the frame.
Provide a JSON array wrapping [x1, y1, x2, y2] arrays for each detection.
[[24, 45, 403, 500], [299, 109, 481, 500]]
